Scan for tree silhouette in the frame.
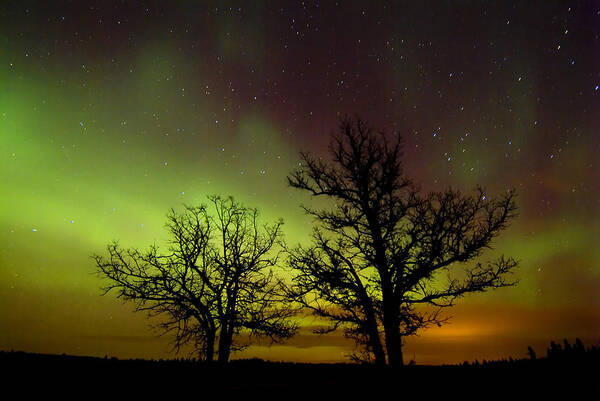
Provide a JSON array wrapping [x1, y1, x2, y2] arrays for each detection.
[[286, 116, 518, 367], [528, 345, 537, 360], [93, 195, 297, 363]]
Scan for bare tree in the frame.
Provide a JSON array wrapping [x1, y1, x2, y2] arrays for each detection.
[[93, 195, 297, 363], [286, 116, 518, 367]]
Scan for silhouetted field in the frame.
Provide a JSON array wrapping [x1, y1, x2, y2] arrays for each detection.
[[2, 341, 598, 396]]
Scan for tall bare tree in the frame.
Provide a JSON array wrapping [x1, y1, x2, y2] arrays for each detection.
[[93, 195, 297, 363], [286, 116, 518, 367]]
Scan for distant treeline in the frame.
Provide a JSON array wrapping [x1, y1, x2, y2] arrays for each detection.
[[459, 338, 599, 368], [1, 339, 598, 368]]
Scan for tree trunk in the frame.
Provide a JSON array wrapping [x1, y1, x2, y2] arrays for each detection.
[[369, 224, 397, 366], [382, 295, 403, 367], [218, 282, 239, 364], [363, 304, 386, 366], [205, 331, 215, 362], [217, 325, 233, 364], [384, 322, 404, 367], [366, 323, 387, 366]]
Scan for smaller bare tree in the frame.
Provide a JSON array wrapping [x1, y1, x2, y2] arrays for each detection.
[[93, 195, 297, 363]]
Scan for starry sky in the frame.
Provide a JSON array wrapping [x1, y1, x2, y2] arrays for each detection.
[[1, 1, 599, 365]]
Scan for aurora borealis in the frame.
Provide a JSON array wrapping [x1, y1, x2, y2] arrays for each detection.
[[1, 1, 599, 365]]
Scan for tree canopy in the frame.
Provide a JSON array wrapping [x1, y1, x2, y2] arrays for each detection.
[[286, 116, 518, 366], [93, 195, 297, 363]]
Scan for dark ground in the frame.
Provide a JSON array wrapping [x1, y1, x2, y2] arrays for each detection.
[[1, 350, 597, 397]]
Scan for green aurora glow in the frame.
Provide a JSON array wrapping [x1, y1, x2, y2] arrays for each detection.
[[1, 2, 599, 364]]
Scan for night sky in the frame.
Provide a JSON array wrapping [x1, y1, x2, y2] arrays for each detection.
[[1, 1, 599, 365]]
